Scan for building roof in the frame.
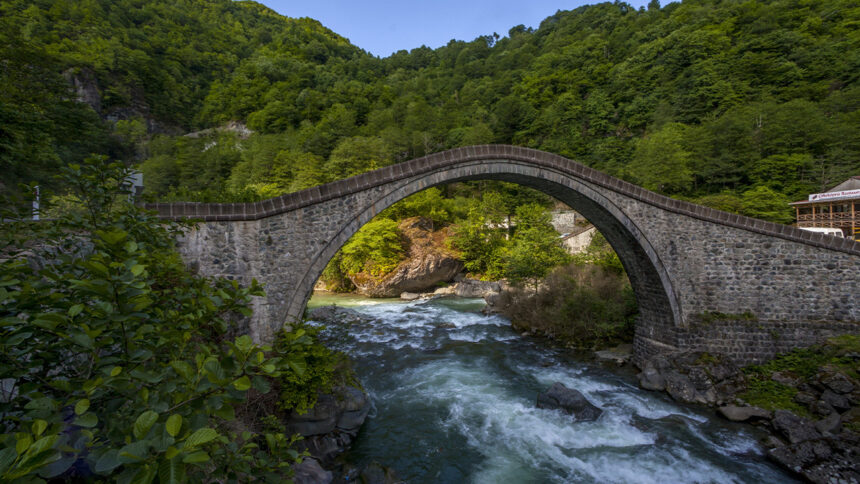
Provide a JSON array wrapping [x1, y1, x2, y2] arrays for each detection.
[[789, 176, 860, 206], [828, 176, 860, 192]]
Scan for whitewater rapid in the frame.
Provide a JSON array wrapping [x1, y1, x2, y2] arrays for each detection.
[[307, 293, 795, 483]]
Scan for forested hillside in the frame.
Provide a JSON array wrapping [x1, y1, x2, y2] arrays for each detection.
[[3, 0, 859, 223]]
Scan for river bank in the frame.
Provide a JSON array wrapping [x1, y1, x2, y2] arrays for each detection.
[[303, 293, 795, 483]]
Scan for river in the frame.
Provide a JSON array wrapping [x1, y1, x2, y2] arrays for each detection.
[[306, 293, 796, 484]]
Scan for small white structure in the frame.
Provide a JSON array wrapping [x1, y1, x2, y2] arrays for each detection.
[[798, 227, 844, 238], [560, 225, 597, 254]]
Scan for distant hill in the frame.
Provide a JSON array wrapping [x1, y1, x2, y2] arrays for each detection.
[[3, 0, 859, 223]]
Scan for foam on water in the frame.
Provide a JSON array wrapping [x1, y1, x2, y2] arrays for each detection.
[[308, 293, 796, 483]]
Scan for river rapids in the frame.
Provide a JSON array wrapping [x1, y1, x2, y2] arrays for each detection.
[[306, 293, 796, 484]]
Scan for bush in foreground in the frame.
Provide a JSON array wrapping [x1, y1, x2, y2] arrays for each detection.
[[0, 158, 336, 482]]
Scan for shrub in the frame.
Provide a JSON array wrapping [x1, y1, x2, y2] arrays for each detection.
[[0, 157, 322, 482], [497, 262, 638, 349]]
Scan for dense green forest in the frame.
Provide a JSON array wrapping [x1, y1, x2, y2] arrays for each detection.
[[3, 0, 859, 223]]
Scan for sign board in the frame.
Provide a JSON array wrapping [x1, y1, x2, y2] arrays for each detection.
[[808, 188, 860, 202]]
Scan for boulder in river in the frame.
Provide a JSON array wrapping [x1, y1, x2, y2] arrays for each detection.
[[292, 458, 333, 484], [717, 405, 771, 422], [307, 305, 371, 325], [536, 382, 603, 421]]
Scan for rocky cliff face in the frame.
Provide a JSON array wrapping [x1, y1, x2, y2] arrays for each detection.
[[351, 217, 462, 297]]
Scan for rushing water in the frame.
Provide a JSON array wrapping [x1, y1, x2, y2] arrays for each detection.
[[306, 293, 796, 484]]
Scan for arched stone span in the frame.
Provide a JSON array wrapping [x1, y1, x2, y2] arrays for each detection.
[[147, 145, 860, 365], [292, 159, 682, 340]]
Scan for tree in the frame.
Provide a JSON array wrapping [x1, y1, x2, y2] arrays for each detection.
[[627, 123, 694, 194], [503, 204, 571, 289], [740, 185, 793, 224]]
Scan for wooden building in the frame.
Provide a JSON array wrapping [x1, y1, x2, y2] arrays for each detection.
[[790, 176, 860, 240]]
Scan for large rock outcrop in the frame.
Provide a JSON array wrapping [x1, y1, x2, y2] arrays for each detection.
[[352, 217, 462, 297]]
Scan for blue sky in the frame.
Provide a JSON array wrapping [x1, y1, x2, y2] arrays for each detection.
[[257, 0, 652, 57]]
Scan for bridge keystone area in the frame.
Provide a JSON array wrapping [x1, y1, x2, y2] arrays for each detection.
[[145, 145, 860, 365]]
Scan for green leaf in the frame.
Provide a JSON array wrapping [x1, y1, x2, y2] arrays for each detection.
[[181, 451, 209, 464], [24, 435, 57, 459], [170, 361, 194, 381], [214, 405, 235, 421], [232, 376, 251, 391], [68, 304, 84, 317], [164, 447, 179, 460], [234, 335, 254, 354], [0, 447, 17, 475], [31, 420, 48, 437], [158, 457, 185, 484], [94, 450, 122, 474], [130, 264, 145, 276], [74, 413, 98, 428], [165, 415, 182, 437], [74, 399, 90, 415], [110, 366, 122, 377], [287, 358, 307, 377], [183, 428, 218, 448], [134, 410, 158, 440], [16, 435, 32, 454], [37, 456, 75, 479], [128, 464, 157, 484]]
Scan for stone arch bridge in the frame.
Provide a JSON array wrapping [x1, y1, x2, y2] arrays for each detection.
[[146, 145, 860, 365]]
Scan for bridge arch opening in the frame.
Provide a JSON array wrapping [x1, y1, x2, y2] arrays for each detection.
[[289, 158, 681, 348]]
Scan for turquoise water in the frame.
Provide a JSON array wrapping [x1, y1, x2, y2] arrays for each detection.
[[307, 293, 796, 484]]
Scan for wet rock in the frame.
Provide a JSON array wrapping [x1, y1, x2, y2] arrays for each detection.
[[793, 391, 817, 407], [823, 373, 855, 394], [767, 432, 860, 484], [537, 382, 603, 421], [286, 385, 371, 464], [400, 292, 420, 301], [771, 410, 822, 444], [718, 405, 771, 422], [307, 306, 371, 325], [293, 458, 333, 484], [810, 400, 835, 417], [664, 371, 702, 404], [594, 344, 632, 366], [359, 462, 403, 484], [453, 278, 501, 298], [814, 412, 842, 435], [636, 351, 745, 406], [839, 406, 860, 427], [820, 390, 851, 413], [637, 366, 666, 391]]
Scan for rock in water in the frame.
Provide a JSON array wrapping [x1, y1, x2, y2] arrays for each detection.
[[717, 405, 771, 422], [536, 382, 603, 421], [292, 458, 333, 484]]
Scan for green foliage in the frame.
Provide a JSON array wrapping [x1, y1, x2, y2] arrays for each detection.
[[6, 0, 858, 224], [339, 219, 405, 277], [503, 204, 572, 287], [274, 323, 347, 415], [0, 157, 323, 482], [740, 185, 794, 224], [498, 262, 638, 349], [627, 123, 694, 195]]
